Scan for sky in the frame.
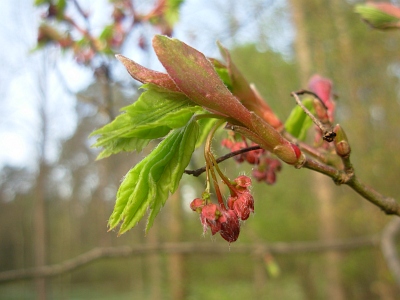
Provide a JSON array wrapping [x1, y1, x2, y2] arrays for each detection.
[[0, 0, 293, 171]]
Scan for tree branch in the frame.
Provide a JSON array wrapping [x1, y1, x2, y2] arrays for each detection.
[[184, 145, 262, 177], [302, 157, 400, 215], [0, 237, 379, 283]]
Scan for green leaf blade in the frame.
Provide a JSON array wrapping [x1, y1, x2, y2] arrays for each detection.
[[91, 84, 201, 158], [284, 97, 315, 140], [109, 118, 199, 235]]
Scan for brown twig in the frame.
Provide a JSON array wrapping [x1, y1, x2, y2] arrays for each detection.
[[291, 91, 336, 142], [302, 156, 400, 215], [184, 145, 262, 177]]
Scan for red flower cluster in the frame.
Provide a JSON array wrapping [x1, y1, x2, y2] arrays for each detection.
[[252, 157, 282, 185], [221, 138, 282, 184], [190, 175, 254, 243]]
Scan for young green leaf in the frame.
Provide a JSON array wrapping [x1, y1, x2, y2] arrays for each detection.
[[108, 118, 199, 234], [284, 97, 315, 140], [91, 84, 201, 159], [213, 66, 232, 91], [196, 118, 218, 149], [95, 137, 152, 160]]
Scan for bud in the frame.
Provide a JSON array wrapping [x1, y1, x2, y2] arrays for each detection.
[[333, 124, 351, 157], [355, 3, 400, 30], [313, 98, 330, 124], [308, 74, 335, 123]]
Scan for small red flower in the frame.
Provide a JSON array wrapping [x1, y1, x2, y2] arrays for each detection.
[[234, 175, 252, 189], [219, 210, 240, 243], [228, 191, 254, 221], [200, 203, 223, 235], [190, 198, 205, 212]]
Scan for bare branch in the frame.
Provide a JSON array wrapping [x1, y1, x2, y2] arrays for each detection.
[[0, 237, 379, 283], [346, 177, 400, 216], [302, 156, 400, 216]]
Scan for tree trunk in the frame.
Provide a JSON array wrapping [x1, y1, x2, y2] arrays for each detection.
[[33, 162, 48, 300], [34, 53, 50, 300], [290, 1, 345, 299]]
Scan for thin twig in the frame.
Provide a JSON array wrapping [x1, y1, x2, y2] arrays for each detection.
[[184, 145, 262, 177], [291, 91, 336, 142], [294, 89, 328, 110]]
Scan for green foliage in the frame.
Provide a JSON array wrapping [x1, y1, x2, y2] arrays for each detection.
[[165, 0, 185, 25], [90, 82, 219, 234], [34, 0, 51, 6], [91, 84, 201, 159], [355, 4, 400, 30], [284, 97, 314, 140], [214, 66, 233, 91], [107, 118, 199, 234], [99, 24, 114, 42]]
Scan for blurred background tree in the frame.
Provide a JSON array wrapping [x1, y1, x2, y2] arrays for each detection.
[[0, 0, 399, 299]]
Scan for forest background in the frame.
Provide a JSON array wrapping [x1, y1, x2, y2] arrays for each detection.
[[0, 0, 400, 299]]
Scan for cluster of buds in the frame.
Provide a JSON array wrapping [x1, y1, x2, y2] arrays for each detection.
[[221, 137, 282, 185], [190, 175, 254, 243]]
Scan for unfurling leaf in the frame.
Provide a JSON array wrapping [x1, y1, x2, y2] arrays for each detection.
[[152, 35, 252, 123], [284, 97, 315, 140], [217, 42, 283, 129], [108, 118, 199, 234], [116, 55, 180, 92], [90, 84, 201, 159]]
